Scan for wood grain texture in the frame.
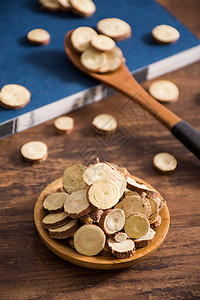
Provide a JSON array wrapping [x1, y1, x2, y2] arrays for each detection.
[[0, 1, 200, 299]]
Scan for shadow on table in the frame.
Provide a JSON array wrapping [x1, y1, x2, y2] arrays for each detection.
[[18, 36, 35, 47], [142, 33, 159, 46]]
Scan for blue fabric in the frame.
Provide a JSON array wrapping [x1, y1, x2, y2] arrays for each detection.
[[0, 0, 199, 123]]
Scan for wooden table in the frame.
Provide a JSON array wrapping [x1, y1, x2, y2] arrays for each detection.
[[1, 1, 200, 299]]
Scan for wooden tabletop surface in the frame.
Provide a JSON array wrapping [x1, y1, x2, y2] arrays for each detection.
[[1, 1, 200, 299]]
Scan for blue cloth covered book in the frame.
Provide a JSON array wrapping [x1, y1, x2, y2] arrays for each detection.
[[0, 0, 199, 138]]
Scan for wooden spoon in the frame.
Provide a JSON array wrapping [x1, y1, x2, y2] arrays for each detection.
[[64, 31, 200, 159]]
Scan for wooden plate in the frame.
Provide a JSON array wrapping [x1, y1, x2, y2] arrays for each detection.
[[34, 176, 170, 269]]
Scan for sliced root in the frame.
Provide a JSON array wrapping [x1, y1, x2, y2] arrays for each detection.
[[87, 179, 120, 210], [107, 238, 135, 258], [134, 228, 156, 248], [49, 218, 79, 239], [27, 29, 50, 45], [74, 224, 106, 256], [43, 192, 69, 212], [152, 24, 180, 44], [64, 189, 92, 218], [153, 152, 177, 173], [80, 48, 107, 72], [148, 80, 179, 103], [21, 141, 48, 163], [63, 164, 87, 193], [92, 114, 117, 134], [79, 209, 103, 224], [91, 34, 116, 52], [54, 116, 74, 134], [115, 193, 151, 219], [83, 162, 126, 199], [70, 0, 96, 17], [126, 176, 159, 198], [83, 162, 114, 185], [99, 46, 123, 73], [97, 18, 131, 41], [99, 209, 125, 235], [0, 84, 31, 110], [42, 211, 69, 229], [124, 213, 150, 239], [71, 27, 98, 52]]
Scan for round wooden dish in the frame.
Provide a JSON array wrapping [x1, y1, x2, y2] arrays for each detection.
[[34, 176, 170, 269]]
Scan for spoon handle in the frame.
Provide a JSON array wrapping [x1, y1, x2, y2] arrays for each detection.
[[110, 65, 200, 159], [171, 121, 200, 159]]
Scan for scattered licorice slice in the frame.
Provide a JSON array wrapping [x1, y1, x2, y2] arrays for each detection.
[[152, 24, 180, 44], [107, 238, 135, 258], [87, 179, 120, 210], [90, 34, 116, 52], [74, 224, 106, 256], [153, 152, 177, 173], [63, 164, 87, 193], [21, 141, 48, 163], [113, 232, 128, 243], [70, 0, 96, 17], [64, 189, 92, 218], [126, 177, 159, 198], [134, 228, 156, 248], [124, 213, 150, 239], [99, 47, 123, 73], [0, 84, 31, 110], [27, 29, 50, 45], [97, 18, 131, 41], [54, 116, 74, 134], [43, 192, 69, 212], [42, 211, 69, 229], [148, 80, 179, 103], [49, 218, 79, 239], [92, 114, 117, 134], [81, 48, 106, 72], [83, 162, 114, 185], [115, 193, 151, 219], [71, 27, 98, 53], [98, 209, 125, 236]]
